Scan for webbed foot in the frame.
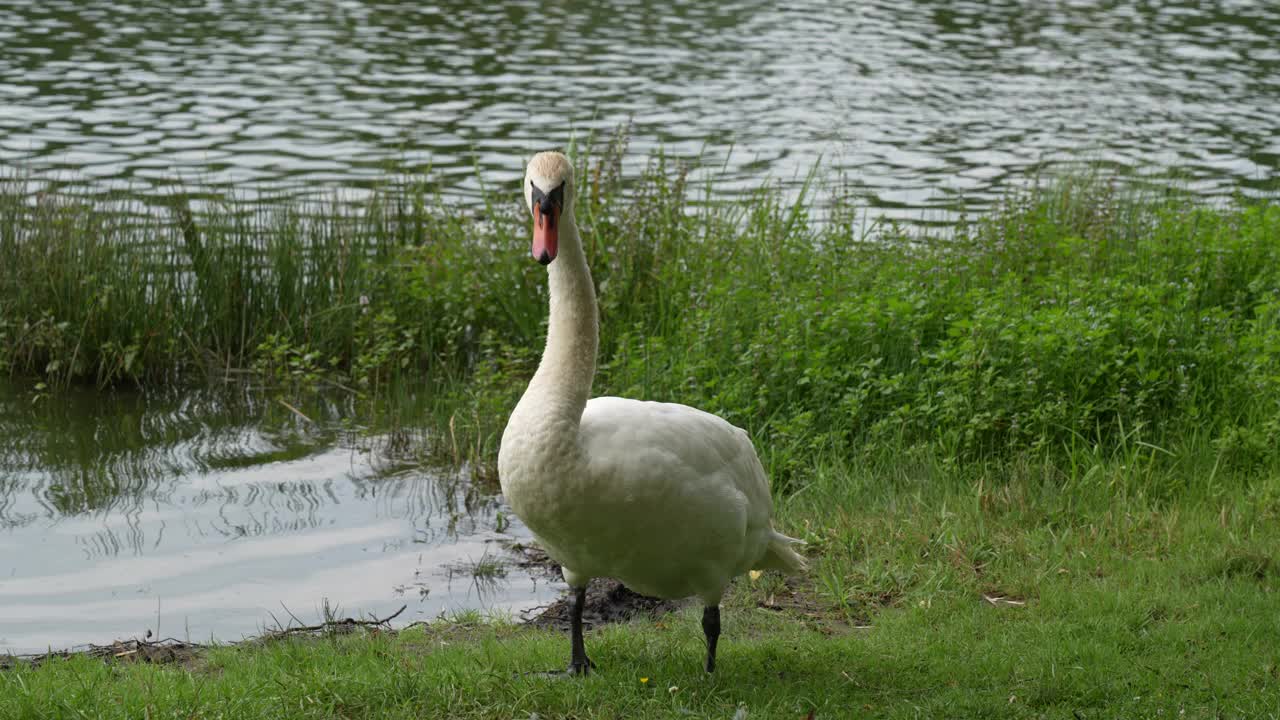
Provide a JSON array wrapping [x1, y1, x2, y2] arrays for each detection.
[[566, 656, 595, 676]]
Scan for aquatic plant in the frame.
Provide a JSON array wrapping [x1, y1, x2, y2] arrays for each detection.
[[2, 147, 1278, 477]]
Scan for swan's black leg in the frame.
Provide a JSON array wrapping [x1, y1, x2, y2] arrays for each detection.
[[702, 605, 721, 673], [567, 585, 594, 675]]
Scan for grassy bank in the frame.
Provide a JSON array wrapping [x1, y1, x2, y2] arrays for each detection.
[[3, 149, 1280, 717], [3, 451, 1278, 718]]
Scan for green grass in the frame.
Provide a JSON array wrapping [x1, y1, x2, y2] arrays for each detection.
[[3, 140, 1280, 717], [3, 451, 1278, 718]]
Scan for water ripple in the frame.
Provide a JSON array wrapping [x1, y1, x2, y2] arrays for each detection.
[[0, 1, 1274, 219], [0, 383, 552, 653]]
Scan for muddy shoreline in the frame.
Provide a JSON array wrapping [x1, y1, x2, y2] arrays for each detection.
[[1, 542, 685, 670], [507, 543, 687, 631]]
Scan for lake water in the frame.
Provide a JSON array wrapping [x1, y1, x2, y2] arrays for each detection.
[[0, 1, 1277, 219], [0, 383, 558, 654]]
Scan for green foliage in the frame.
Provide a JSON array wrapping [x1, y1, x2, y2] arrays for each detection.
[[251, 333, 327, 392], [352, 308, 417, 392], [3, 158, 1280, 477], [582, 179, 1280, 482]]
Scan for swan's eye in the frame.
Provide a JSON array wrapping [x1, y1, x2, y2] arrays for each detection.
[[530, 182, 546, 204]]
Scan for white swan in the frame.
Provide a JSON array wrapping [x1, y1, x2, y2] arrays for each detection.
[[498, 151, 807, 675]]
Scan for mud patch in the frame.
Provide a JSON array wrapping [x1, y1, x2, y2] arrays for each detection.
[[1, 637, 204, 671], [523, 578, 687, 631], [501, 542, 688, 630]]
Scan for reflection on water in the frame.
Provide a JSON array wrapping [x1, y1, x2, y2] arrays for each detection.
[[0, 1, 1276, 219], [0, 382, 558, 654]]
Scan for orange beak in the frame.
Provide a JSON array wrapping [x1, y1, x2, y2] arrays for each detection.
[[532, 203, 559, 265]]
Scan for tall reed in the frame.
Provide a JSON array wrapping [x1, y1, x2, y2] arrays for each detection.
[[2, 148, 1278, 479]]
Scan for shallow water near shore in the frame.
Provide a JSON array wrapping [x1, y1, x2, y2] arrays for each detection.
[[0, 381, 559, 654]]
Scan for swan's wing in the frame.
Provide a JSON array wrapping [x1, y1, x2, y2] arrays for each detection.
[[579, 396, 774, 525]]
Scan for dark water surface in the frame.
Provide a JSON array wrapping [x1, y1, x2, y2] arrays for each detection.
[[0, 383, 556, 654], [1, 1, 1277, 218]]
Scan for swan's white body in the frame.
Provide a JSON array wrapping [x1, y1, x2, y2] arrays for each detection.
[[503, 395, 798, 604], [498, 153, 805, 613]]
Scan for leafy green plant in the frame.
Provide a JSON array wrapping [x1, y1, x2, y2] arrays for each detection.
[[251, 333, 325, 392], [3, 152, 1279, 477]]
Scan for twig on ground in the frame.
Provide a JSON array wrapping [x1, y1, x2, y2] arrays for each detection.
[[259, 604, 408, 640]]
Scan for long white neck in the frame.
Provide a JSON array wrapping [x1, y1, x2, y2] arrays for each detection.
[[516, 212, 598, 428]]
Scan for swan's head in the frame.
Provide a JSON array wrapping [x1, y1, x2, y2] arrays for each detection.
[[524, 151, 574, 266]]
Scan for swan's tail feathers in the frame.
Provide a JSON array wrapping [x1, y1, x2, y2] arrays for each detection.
[[757, 530, 808, 575]]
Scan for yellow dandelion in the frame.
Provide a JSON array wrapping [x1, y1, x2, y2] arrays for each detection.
[[640, 677, 649, 684], [749, 570, 763, 581]]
